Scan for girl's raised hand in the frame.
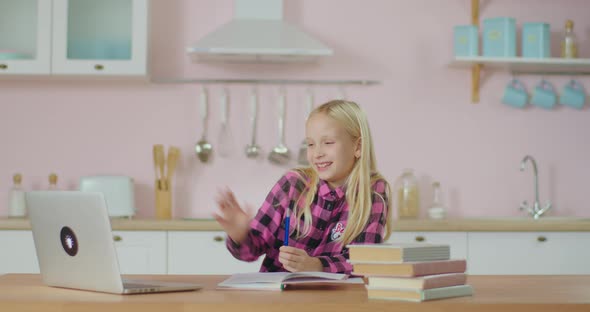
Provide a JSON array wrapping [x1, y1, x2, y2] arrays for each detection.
[[278, 246, 323, 272], [213, 187, 252, 244]]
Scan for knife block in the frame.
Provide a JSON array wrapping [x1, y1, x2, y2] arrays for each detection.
[[155, 186, 172, 220]]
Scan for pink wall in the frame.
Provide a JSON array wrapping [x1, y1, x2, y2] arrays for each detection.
[[1, 0, 589, 219]]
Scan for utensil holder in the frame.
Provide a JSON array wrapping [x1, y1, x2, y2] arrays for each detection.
[[155, 186, 172, 220]]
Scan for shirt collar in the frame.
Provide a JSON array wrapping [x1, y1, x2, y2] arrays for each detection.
[[318, 180, 346, 201]]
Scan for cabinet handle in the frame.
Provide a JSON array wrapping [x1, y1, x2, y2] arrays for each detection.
[[94, 64, 104, 71], [0, 64, 7, 70], [113, 235, 122, 242], [415, 236, 425, 242], [537, 236, 547, 242], [213, 235, 224, 242]]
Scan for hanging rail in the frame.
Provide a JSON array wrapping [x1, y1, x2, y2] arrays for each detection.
[[151, 78, 380, 85]]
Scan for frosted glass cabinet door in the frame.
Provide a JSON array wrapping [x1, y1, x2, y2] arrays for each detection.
[[51, 0, 148, 75], [0, 0, 51, 75]]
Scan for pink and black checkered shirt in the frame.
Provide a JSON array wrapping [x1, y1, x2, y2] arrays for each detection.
[[226, 171, 389, 274]]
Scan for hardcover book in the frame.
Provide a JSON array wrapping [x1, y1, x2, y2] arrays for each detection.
[[351, 259, 467, 277], [366, 284, 474, 302], [347, 243, 450, 263]]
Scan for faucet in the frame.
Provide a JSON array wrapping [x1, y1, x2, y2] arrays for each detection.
[[519, 155, 552, 219]]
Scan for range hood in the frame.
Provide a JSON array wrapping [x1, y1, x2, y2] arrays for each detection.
[[186, 0, 334, 63]]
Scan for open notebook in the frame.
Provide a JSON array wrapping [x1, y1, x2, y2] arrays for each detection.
[[218, 272, 364, 290]]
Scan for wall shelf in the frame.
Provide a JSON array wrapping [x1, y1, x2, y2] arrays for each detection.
[[459, 0, 590, 103], [451, 56, 590, 76]]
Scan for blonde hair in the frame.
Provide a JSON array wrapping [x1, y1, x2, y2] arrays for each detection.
[[293, 100, 392, 245]]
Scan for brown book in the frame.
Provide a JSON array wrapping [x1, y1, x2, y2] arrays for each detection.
[[347, 243, 450, 263], [366, 284, 473, 302], [352, 259, 467, 277], [367, 273, 467, 290]]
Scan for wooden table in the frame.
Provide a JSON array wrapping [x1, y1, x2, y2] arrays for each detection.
[[0, 274, 589, 312]]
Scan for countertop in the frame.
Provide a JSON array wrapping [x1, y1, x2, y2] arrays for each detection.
[[1, 217, 590, 232], [0, 274, 589, 312]]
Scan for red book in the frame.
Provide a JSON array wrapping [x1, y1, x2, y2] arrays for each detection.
[[351, 259, 467, 277]]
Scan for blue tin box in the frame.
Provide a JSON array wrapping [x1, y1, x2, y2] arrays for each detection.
[[454, 25, 479, 57], [483, 17, 516, 57], [522, 22, 551, 58]]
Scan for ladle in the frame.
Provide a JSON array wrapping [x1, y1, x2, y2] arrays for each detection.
[[195, 86, 212, 162], [268, 90, 291, 165], [245, 88, 261, 158]]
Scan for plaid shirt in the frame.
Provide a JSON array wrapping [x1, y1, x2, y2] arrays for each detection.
[[226, 171, 388, 274]]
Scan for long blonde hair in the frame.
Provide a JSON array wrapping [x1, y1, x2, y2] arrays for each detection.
[[292, 100, 392, 245]]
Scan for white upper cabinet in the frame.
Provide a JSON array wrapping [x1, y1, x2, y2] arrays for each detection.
[[0, 0, 52, 75], [51, 0, 148, 75], [0, 0, 148, 76]]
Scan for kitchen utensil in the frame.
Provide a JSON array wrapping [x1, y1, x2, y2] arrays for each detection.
[[195, 86, 212, 162], [154, 144, 166, 189], [245, 88, 261, 158], [218, 88, 234, 157], [297, 90, 314, 165], [166, 146, 180, 189], [268, 90, 291, 165]]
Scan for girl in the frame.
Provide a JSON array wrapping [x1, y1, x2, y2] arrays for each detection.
[[214, 100, 392, 274]]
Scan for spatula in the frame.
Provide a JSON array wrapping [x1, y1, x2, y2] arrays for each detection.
[[165, 146, 180, 191]]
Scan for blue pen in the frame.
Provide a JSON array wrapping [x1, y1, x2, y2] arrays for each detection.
[[283, 209, 290, 246]]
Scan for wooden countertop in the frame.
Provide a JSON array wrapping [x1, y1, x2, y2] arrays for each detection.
[[0, 274, 589, 312], [1, 217, 590, 232]]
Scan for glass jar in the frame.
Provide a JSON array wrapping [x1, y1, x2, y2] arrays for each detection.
[[428, 181, 447, 219], [397, 169, 420, 219]]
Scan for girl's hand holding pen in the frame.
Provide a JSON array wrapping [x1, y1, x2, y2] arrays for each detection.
[[278, 246, 323, 272], [213, 187, 252, 244]]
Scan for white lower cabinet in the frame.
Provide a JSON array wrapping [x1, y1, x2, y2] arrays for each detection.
[[467, 232, 590, 275], [386, 232, 468, 261], [2, 229, 590, 275], [0, 230, 166, 275], [112, 231, 167, 275], [167, 231, 263, 275], [0, 230, 39, 274]]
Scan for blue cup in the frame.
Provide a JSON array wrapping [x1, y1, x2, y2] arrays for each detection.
[[502, 79, 528, 108], [559, 80, 586, 109], [531, 80, 557, 109]]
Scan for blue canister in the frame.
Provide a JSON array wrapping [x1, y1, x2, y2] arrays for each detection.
[[483, 17, 516, 57], [522, 22, 551, 58], [454, 25, 479, 57]]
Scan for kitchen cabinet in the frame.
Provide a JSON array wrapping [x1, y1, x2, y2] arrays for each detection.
[[467, 232, 590, 274], [386, 232, 468, 262], [0, 0, 148, 76], [0, 230, 39, 274], [168, 231, 264, 275], [0, 0, 52, 74], [0, 230, 166, 275], [112, 231, 167, 274]]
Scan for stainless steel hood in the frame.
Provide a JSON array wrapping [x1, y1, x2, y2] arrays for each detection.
[[186, 0, 334, 63]]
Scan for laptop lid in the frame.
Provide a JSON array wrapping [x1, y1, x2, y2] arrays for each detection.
[[26, 191, 201, 294]]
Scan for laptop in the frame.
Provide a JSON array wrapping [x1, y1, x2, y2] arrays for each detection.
[[26, 191, 202, 294]]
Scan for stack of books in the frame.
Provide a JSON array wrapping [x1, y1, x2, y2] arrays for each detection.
[[348, 243, 473, 302]]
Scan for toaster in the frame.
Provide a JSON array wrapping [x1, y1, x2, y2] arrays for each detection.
[[78, 175, 136, 218]]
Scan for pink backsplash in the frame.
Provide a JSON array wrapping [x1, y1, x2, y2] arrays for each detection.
[[1, 0, 589, 219]]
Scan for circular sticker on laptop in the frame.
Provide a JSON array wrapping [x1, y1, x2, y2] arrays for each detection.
[[60, 226, 78, 256]]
